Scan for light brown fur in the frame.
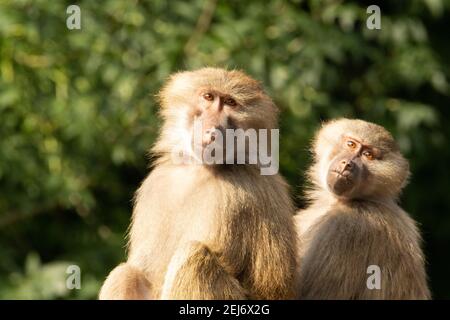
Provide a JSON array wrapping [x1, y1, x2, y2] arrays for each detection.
[[99, 68, 297, 300], [295, 118, 430, 299]]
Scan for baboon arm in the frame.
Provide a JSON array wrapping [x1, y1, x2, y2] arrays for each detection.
[[246, 236, 297, 299], [161, 241, 247, 300], [99, 263, 152, 300]]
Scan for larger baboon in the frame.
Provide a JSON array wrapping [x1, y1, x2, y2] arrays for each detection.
[[99, 68, 297, 300]]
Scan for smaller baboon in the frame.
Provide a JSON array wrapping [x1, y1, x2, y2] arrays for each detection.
[[295, 118, 430, 299]]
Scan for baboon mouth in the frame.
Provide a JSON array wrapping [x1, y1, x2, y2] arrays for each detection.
[[332, 170, 352, 181]]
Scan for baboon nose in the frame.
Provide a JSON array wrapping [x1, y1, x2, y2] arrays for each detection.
[[341, 160, 353, 170]]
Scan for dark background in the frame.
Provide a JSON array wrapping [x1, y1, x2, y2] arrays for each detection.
[[0, 0, 449, 299]]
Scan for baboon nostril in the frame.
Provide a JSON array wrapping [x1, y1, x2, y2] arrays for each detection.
[[341, 160, 352, 170]]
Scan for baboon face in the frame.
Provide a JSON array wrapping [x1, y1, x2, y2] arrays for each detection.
[[315, 119, 410, 200], [326, 136, 369, 197], [158, 68, 278, 157]]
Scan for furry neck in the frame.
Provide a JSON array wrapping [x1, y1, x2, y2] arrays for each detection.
[[306, 187, 399, 212]]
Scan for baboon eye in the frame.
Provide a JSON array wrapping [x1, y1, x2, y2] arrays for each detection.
[[346, 140, 356, 149], [224, 97, 237, 107], [363, 150, 374, 160], [202, 93, 214, 101]]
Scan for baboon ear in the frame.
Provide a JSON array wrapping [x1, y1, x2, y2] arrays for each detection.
[[311, 127, 340, 161], [312, 120, 341, 160], [399, 156, 411, 190], [386, 153, 411, 198], [158, 71, 195, 109]]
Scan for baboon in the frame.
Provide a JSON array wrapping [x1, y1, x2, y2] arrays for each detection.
[[295, 118, 430, 299], [99, 68, 297, 300]]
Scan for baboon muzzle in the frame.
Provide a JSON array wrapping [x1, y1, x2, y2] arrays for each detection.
[[327, 156, 362, 197]]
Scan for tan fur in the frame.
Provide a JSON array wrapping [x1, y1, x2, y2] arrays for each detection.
[[295, 118, 430, 299], [99, 68, 297, 300], [99, 263, 151, 300], [160, 241, 247, 299]]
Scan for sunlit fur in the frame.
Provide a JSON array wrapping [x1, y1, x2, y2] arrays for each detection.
[[295, 118, 430, 299], [99, 68, 297, 300]]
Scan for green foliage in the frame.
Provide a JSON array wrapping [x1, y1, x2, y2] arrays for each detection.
[[0, 0, 449, 299]]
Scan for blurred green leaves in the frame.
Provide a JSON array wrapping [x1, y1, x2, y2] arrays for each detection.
[[0, 253, 100, 299]]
